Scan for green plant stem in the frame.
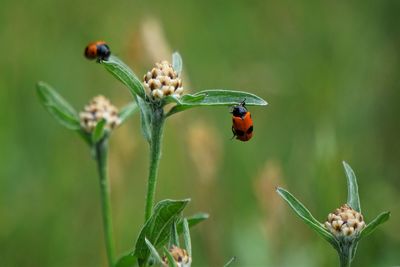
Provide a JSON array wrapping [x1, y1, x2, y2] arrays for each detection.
[[144, 106, 166, 221], [95, 138, 116, 267], [339, 253, 351, 267], [338, 242, 353, 267], [144, 106, 165, 221]]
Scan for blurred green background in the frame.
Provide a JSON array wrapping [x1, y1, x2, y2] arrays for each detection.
[[1, 0, 399, 266]]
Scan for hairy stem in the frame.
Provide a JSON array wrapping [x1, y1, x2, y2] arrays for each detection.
[[144, 106, 165, 221], [338, 242, 354, 267], [95, 138, 116, 267]]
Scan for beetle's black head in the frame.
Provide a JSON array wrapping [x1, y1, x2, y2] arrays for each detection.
[[97, 44, 111, 60], [231, 101, 248, 118]]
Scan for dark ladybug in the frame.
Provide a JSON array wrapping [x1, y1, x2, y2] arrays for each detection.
[[84, 41, 111, 61]]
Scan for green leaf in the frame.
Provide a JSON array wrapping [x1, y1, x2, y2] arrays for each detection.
[[167, 89, 267, 116], [91, 119, 107, 143], [351, 242, 359, 261], [163, 247, 177, 267], [135, 95, 152, 143], [78, 129, 92, 146], [343, 161, 361, 212], [115, 251, 137, 267], [119, 102, 139, 124], [179, 93, 207, 103], [223, 257, 236, 267], [169, 219, 180, 248], [145, 238, 163, 265], [172, 52, 183, 76], [182, 218, 191, 257], [359, 211, 390, 239], [184, 212, 209, 227], [102, 55, 146, 99], [276, 187, 339, 249], [163, 95, 182, 105], [158, 212, 209, 248], [135, 199, 190, 265], [36, 81, 80, 130]]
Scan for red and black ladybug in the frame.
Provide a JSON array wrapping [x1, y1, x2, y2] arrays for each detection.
[[231, 100, 253, 142], [84, 41, 111, 61]]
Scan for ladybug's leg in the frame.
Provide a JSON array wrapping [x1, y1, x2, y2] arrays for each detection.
[[241, 98, 247, 108], [231, 126, 237, 140]]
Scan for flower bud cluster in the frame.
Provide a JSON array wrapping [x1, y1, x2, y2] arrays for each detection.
[[324, 204, 366, 238], [79, 95, 121, 133], [162, 245, 191, 267], [143, 61, 183, 100]]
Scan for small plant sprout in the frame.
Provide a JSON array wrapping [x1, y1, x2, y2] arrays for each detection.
[[276, 161, 391, 267]]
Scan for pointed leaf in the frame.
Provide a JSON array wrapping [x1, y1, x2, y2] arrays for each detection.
[[163, 95, 182, 105], [102, 55, 146, 98], [36, 81, 80, 130], [343, 161, 361, 212], [359, 211, 390, 239], [167, 90, 267, 116], [135, 95, 151, 143], [78, 129, 92, 146], [172, 52, 183, 76], [158, 212, 209, 246], [119, 102, 139, 123], [223, 257, 236, 267], [179, 93, 207, 103], [163, 247, 177, 267], [145, 238, 163, 265], [184, 212, 209, 227], [91, 119, 107, 143], [169, 219, 180, 248], [182, 218, 191, 257], [351, 242, 359, 261], [276, 187, 339, 249], [115, 251, 137, 267], [135, 199, 190, 265]]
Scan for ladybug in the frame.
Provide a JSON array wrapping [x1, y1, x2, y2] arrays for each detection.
[[231, 100, 254, 142], [84, 41, 111, 61]]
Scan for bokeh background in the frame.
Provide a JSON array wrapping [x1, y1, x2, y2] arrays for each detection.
[[1, 0, 399, 266]]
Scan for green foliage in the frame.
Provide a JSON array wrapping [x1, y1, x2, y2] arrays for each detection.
[[91, 119, 106, 143], [36, 82, 80, 130], [135, 95, 152, 143], [359, 211, 391, 239], [343, 161, 361, 212], [115, 252, 137, 267], [182, 218, 191, 257], [135, 199, 190, 266], [102, 56, 146, 99], [172, 52, 183, 76], [167, 89, 268, 116], [276, 187, 339, 249], [119, 102, 138, 124], [182, 212, 209, 227], [163, 247, 177, 267], [169, 219, 180, 248], [277, 163, 391, 267], [223, 257, 236, 267], [145, 238, 163, 265], [158, 212, 209, 249]]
